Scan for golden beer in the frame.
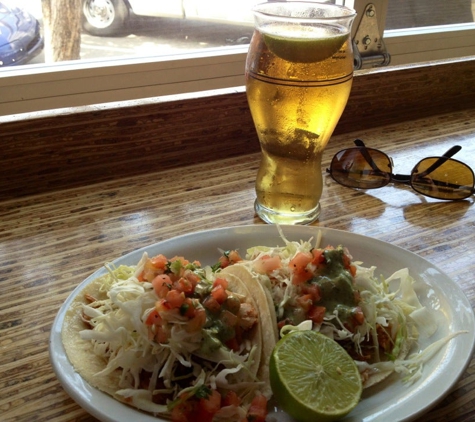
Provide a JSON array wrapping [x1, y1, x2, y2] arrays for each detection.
[[246, 3, 356, 224]]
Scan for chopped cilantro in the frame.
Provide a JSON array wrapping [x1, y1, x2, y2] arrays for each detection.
[[167, 259, 183, 275], [194, 385, 211, 399], [179, 303, 189, 316], [210, 261, 222, 272]]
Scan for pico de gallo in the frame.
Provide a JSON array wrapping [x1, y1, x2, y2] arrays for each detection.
[[219, 233, 431, 376], [78, 252, 268, 422]]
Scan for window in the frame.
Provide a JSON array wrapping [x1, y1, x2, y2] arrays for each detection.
[[386, 0, 474, 29], [1, 0, 474, 119], [379, 0, 475, 66]]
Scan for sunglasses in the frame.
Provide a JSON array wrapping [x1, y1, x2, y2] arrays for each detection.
[[327, 139, 475, 200]]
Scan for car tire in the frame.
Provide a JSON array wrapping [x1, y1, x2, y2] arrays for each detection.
[[82, 0, 129, 36]]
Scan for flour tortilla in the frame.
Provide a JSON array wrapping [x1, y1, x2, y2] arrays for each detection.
[[62, 267, 269, 415], [221, 265, 278, 395], [62, 273, 123, 399], [221, 265, 278, 343]]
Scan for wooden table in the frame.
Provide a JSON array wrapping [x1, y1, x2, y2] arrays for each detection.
[[1, 107, 475, 421]]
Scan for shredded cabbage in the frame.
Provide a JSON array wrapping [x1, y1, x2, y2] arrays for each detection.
[[240, 229, 466, 387], [79, 255, 262, 417]]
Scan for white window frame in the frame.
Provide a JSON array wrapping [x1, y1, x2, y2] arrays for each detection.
[[1, 0, 474, 119]]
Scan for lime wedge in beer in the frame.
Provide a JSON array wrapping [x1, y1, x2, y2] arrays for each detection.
[[263, 24, 348, 63], [270, 330, 362, 422]]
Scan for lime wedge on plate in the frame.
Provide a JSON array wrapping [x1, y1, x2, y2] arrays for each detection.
[[270, 330, 362, 422], [263, 24, 348, 63]]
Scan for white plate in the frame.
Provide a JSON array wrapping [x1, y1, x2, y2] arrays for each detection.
[[50, 225, 475, 422]]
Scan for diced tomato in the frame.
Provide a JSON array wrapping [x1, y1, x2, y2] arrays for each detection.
[[180, 297, 196, 318], [152, 274, 172, 298], [197, 389, 222, 422], [246, 395, 268, 422], [311, 248, 325, 266], [186, 307, 207, 332], [342, 252, 356, 277], [171, 399, 195, 422], [155, 298, 171, 314], [166, 289, 186, 309], [140, 257, 165, 282], [170, 255, 189, 265], [253, 255, 282, 274], [185, 271, 201, 289], [175, 277, 193, 294], [203, 295, 221, 313], [228, 250, 242, 263], [211, 284, 228, 304], [145, 308, 161, 326], [289, 251, 313, 271], [291, 269, 313, 285], [218, 250, 242, 268], [295, 294, 313, 312], [218, 255, 230, 268], [150, 254, 169, 270], [308, 305, 326, 324], [301, 283, 321, 302], [289, 252, 314, 285], [213, 277, 229, 290], [222, 390, 241, 407]]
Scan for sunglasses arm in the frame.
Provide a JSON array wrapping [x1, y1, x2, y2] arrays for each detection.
[[352, 139, 384, 173], [415, 145, 462, 178]]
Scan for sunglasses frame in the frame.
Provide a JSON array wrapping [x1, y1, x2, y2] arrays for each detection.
[[327, 139, 475, 200]]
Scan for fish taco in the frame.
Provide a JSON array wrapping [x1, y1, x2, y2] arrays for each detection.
[[62, 252, 274, 421], [219, 235, 432, 390]]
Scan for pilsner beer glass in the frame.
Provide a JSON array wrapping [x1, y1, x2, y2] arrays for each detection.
[[246, 2, 356, 224]]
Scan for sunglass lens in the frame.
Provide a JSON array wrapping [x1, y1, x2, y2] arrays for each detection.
[[411, 158, 475, 200], [330, 147, 392, 189]]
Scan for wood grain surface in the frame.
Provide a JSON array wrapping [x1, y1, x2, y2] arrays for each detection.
[[1, 105, 475, 421]]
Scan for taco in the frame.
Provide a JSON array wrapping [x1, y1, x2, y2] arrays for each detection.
[[219, 238, 420, 390], [220, 266, 278, 388], [62, 252, 271, 421]]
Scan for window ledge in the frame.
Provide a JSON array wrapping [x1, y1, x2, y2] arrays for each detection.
[[1, 56, 475, 200]]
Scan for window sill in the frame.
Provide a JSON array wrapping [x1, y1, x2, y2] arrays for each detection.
[[1, 56, 475, 200]]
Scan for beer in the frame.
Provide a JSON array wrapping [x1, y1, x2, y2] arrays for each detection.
[[246, 4, 355, 224]]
